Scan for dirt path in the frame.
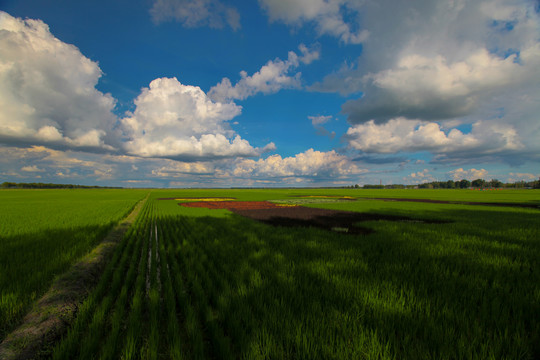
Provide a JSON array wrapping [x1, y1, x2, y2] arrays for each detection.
[[0, 194, 148, 360]]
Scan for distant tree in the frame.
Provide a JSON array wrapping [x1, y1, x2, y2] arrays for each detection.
[[0, 182, 120, 189], [489, 179, 503, 188], [385, 184, 405, 189], [458, 179, 471, 189], [363, 184, 384, 189], [471, 179, 486, 188]]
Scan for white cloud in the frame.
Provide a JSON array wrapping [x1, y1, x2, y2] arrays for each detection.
[[150, 0, 240, 30], [151, 161, 215, 177], [507, 172, 538, 182], [208, 44, 320, 102], [21, 165, 44, 172], [258, 0, 369, 44], [346, 117, 523, 160], [0, 145, 116, 180], [233, 148, 365, 179], [315, 0, 540, 85], [0, 12, 281, 163], [121, 77, 271, 160], [0, 11, 118, 151], [448, 168, 489, 181], [410, 169, 430, 179], [309, 115, 335, 139], [342, 46, 540, 124], [305, 0, 540, 163], [405, 168, 435, 184], [309, 115, 332, 126]]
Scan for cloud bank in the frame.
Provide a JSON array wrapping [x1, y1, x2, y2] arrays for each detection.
[[120, 77, 273, 160], [0, 11, 277, 162], [258, 0, 369, 44], [0, 11, 118, 152], [233, 149, 365, 180], [447, 168, 489, 181], [346, 117, 523, 159], [282, 0, 540, 164]]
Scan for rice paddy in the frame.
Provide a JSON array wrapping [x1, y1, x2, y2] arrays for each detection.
[[1, 188, 539, 359], [0, 189, 147, 341]]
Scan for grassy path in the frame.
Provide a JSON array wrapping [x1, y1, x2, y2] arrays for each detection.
[[0, 194, 149, 360]]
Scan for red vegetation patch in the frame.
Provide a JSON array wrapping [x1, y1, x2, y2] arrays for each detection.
[[180, 201, 288, 210]]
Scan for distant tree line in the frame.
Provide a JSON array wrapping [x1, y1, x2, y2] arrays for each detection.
[[348, 178, 540, 189], [0, 182, 122, 189]]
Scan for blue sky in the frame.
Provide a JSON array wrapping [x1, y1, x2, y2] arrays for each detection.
[[0, 0, 539, 187]]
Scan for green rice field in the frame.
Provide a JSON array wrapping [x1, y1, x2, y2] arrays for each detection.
[[1, 188, 539, 359], [0, 189, 147, 340]]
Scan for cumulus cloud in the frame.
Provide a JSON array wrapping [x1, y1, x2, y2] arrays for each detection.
[[406, 168, 435, 184], [0, 12, 283, 163], [151, 161, 215, 177], [314, 0, 540, 89], [346, 117, 523, 159], [309, 115, 332, 126], [447, 168, 489, 181], [21, 165, 44, 172], [0, 11, 118, 151], [258, 0, 369, 44], [307, 0, 540, 163], [121, 77, 273, 160], [150, 0, 241, 30], [309, 115, 335, 139], [233, 148, 365, 179], [1, 145, 214, 185], [507, 172, 538, 182], [208, 44, 320, 102], [0, 145, 117, 181], [342, 46, 540, 124]]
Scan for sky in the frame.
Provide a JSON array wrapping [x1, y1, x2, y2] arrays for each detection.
[[0, 0, 539, 188]]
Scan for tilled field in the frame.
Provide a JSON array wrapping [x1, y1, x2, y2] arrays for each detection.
[[180, 200, 440, 235]]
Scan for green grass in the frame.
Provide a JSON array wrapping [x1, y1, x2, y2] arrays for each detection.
[[343, 188, 540, 204], [152, 187, 540, 205], [0, 189, 147, 340], [48, 189, 540, 359]]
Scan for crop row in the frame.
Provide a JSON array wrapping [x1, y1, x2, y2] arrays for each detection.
[[50, 194, 540, 359], [52, 198, 251, 358], [0, 189, 146, 341]]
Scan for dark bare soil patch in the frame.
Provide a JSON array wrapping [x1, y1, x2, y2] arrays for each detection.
[[182, 201, 446, 235]]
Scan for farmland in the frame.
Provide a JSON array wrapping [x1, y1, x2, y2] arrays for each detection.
[[1, 188, 540, 359], [0, 189, 148, 340]]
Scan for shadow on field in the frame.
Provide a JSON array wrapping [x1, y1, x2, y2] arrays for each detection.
[[0, 223, 114, 342], [232, 206, 449, 236], [164, 205, 540, 359]]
